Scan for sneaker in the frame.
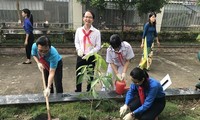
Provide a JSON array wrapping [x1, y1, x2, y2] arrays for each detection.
[[22, 61, 32, 64]]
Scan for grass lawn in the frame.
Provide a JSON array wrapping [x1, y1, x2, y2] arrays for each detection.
[[0, 99, 200, 120]]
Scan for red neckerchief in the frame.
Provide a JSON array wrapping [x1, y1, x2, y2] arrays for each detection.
[[82, 29, 93, 52], [39, 54, 50, 71], [115, 51, 124, 66], [138, 86, 145, 104]]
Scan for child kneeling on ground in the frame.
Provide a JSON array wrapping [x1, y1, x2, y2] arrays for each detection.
[[120, 67, 166, 120]]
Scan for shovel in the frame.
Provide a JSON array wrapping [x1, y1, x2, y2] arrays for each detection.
[[41, 70, 52, 120]]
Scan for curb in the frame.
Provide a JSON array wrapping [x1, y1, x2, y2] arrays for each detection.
[[0, 88, 199, 105]]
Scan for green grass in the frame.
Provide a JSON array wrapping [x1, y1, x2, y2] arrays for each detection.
[[0, 99, 200, 120]]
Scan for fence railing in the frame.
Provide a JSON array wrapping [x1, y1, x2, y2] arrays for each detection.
[[0, 0, 200, 32]]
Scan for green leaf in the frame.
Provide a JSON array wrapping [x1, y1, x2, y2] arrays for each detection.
[[83, 72, 91, 82], [76, 65, 87, 72], [196, 34, 200, 40], [92, 89, 98, 99], [77, 72, 83, 77], [94, 54, 107, 71], [101, 75, 113, 89], [101, 42, 110, 48], [100, 58, 107, 70], [91, 79, 99, 88], [107, 75, 114, 87], [77, 75, 83, 85]]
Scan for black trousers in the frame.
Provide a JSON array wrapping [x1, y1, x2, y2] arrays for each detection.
[[43, 60, 63, 93], [25, 33, 34, 59], [128, 95, 166, 120], [75, 55, 95, 92]]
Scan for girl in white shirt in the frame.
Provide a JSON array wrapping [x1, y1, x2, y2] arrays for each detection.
[[74, 10, 101, 92], [103, 34, 134, 91]]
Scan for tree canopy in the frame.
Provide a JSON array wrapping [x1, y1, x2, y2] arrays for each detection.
[[77, 0, 168, 15], [136, 0, 168, 16], [77, 0, 168, 32]]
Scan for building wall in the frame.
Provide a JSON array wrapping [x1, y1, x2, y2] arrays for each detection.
[[72, 0, 82, 30]]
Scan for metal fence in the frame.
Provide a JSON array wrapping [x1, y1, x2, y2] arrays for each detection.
[[0, 0, 200, 32], [161, 3, 200, 31], [0, 0, 72, 29], [91, 2, 144, 31], [91, 1, 200, 31]]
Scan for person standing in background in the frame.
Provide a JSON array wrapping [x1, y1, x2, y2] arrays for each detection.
[[139, 12, 160, 70], [22, 8, 34, 64], [74, 10, 101, 92]]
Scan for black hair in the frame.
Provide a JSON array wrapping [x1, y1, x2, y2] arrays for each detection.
[[110, 34, 122, 49], [83, 10, 95, 19], [22, 8, 33, 25], [148, 12, 156, 27], [36, 36, 51, 48], [130, 67, 149, 89]]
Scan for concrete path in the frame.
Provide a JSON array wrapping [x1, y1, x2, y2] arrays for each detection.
[[0, 45, 200, 96]]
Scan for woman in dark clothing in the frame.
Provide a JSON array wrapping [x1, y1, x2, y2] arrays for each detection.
[[120, 67, 166, 120], [22, 8, 34, 64], [139, 12, 160, 70]]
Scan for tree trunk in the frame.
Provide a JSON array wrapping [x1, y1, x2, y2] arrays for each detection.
[[16, 0, 22, 25], [121, 11, 125, 37], [121, 13, 124, 32]]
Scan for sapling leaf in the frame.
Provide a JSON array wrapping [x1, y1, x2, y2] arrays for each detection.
[[92, 89, 98, 99], [76, 65, 87, 72], [91, 79, 99, 88], [102, 75, 113, 89]]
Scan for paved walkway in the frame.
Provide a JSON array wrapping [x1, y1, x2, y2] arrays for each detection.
[[0, 45, 200, 96]]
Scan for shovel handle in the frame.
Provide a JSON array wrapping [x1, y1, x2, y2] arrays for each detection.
[[42, 70, 47, 90], [41, 70, 51, 112]]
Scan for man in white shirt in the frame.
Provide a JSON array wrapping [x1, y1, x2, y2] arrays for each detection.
[[74, 10, 101, 92]]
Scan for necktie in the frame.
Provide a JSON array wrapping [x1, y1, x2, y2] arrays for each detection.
[[138, 86, 145, 104], [82, 29, 93, 52], [115, 52, 124, 66], [39, 55, 50, 71]]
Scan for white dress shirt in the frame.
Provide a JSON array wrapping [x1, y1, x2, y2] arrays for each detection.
[[74, 25, 101, 55]]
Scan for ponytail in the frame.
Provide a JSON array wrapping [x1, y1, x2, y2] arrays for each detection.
[[22, 8, 33, 25], [29, 14, 33, 25]]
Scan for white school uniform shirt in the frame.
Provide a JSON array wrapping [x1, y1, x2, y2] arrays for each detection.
[[106, 41, 135, 67], [74, 25, 101, 55]]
